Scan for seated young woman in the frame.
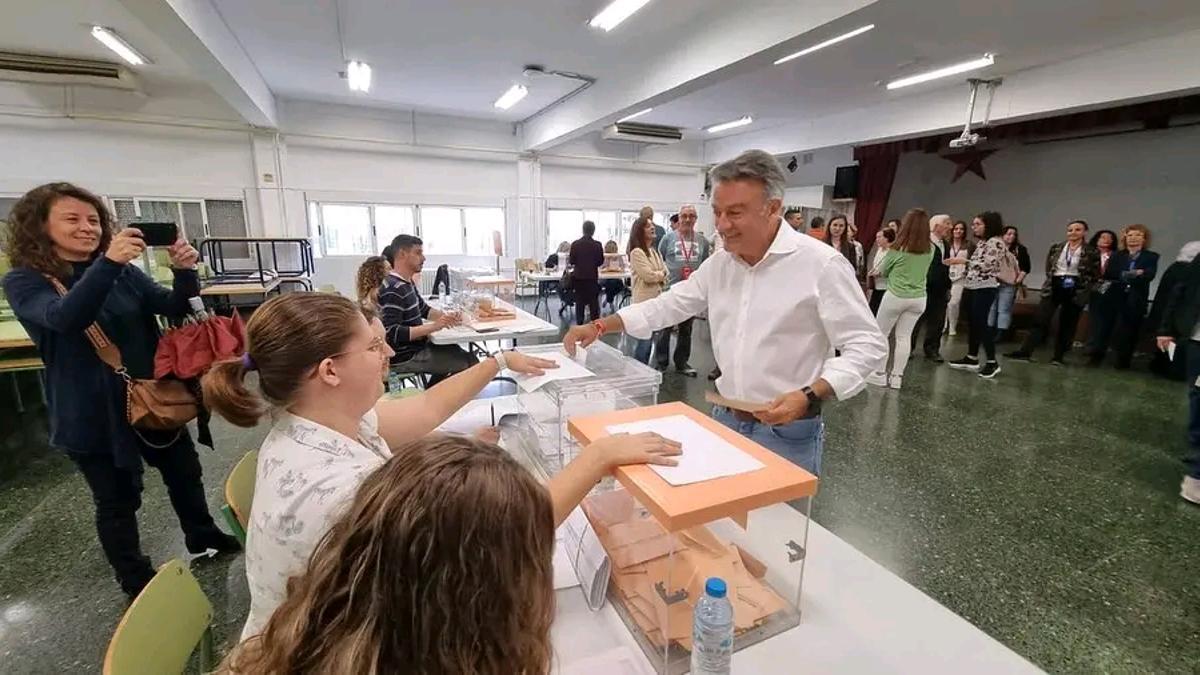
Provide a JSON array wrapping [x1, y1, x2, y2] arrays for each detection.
[[201, 293, 679, 640]]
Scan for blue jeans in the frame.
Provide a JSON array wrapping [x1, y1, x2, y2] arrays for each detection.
[[988, 283, 1017, 330], [633, 337, 653, 364], [711, 406, 825, 476], [1187, 341, 1200, 479]]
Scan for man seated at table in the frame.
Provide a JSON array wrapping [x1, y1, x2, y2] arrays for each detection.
[[381, 234, 477, 386], [563, 150, 886, 475]]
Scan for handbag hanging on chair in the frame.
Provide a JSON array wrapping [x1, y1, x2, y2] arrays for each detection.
[[46, 276, 199, 432]]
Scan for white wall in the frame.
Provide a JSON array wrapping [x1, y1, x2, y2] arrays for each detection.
[[887, 123, 1200, 291], [0, 89, 706, 295]]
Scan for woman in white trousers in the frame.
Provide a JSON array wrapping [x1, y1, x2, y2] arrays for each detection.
[[945, 220, 972, 336], [869, 209, 935, 389]]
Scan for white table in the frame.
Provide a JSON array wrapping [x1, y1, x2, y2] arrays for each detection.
[[441, 397, 1043, 675], [430, 303, 558, 346]]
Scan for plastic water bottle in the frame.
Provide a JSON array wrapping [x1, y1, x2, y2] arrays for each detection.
[[691, 577, 734, 674]]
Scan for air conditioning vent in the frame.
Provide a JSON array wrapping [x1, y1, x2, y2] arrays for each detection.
[[0, 51, 138, 90], [602, 121, 684, 145]]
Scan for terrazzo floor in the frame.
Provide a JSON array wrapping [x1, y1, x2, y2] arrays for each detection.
[[0, 299, 1197, 673]]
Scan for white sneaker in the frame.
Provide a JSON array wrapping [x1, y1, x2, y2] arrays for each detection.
[[1182, 476, 1200, 505], [888, 375, 903, 390], [866, 372, 887, 387]]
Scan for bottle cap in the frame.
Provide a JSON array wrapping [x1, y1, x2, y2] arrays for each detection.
[[704, 577, 727, 599]]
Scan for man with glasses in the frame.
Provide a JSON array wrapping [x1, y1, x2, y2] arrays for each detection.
[[655, 204, 710, 376]]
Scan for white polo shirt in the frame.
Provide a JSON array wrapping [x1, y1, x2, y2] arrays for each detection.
[[240, 409, 391, 640]]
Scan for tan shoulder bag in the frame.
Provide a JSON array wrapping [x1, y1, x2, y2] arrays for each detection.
[[46, 276, 198, 432]]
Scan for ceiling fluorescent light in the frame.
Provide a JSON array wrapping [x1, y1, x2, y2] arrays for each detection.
[[886, 54, 995, 90], [705, 116, 753, 134], [346, 60, 372, 92], [494, 84, 529, 110], [90, 26, 147, 66], [589, 0, 653, 32], [618, 107, 654, 122], [774, 24, 875, 65]]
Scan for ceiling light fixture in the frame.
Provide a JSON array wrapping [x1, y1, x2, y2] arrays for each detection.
[[774, 24, 875, 65], [886, 54, 995, 90], [618, 107, 654, 122], [705, 116, 753, 134], [494, 84, 529, 110], [90, 26, 147, 66], [589, 0, 653, 32], [346, 60, 372, 92]]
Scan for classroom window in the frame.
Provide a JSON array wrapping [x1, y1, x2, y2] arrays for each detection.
[[307, 201, 503, 257], [374, 205, 416, 253], [464, 207, 506, 256], [319, 204, 374, 256], [418, 207, 464, 255], [549, 208, 662, 255]]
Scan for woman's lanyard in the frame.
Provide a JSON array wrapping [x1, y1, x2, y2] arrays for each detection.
[[951, 244, 964, 259], [1060, 243, 1081, 271]]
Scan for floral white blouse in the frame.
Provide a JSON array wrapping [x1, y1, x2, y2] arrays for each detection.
[[240, 409, 391, 640]]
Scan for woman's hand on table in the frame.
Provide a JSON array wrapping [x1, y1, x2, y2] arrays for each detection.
[[167, 238, 200, 269], [582, 432, 682, 472], [105, 228, 146, 265], [501, 351, 558, 376]]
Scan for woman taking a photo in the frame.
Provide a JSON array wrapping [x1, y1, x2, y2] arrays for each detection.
[[2, 183, 237, 599], [869, 209, 934, 390], [944, 220, 972, 336], [949, 211, 1007, 379], [825, 213, 863, 279], [626, 216, 668, 364], [201, 293, 679, 639], [354, 255, 390, 313], [989, 225, 1031, 343]]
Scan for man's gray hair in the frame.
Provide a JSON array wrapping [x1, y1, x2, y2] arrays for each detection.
[[709, 150, 786, 202]]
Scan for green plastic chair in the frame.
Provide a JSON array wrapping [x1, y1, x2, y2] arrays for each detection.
[[103, 559, 214, 675], [220, 449, 258, 546]]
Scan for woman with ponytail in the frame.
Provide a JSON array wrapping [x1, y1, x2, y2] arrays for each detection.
[[203, 293, 681, 640]]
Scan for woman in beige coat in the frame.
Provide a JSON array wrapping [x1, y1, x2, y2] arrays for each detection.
[[627, 216, 668, 363]]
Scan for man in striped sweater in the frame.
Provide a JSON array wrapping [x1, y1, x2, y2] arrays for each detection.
[[381, 235, 477, 386]]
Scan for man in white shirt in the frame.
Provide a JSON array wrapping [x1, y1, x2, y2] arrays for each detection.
[[563, 150, 886, 475]]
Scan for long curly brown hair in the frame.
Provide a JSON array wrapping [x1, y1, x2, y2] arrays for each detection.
[[354, 255, 390, 312], [3, 182, 115, 279], [221, 435, 557, 675]]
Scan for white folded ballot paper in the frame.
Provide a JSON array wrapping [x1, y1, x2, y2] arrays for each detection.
[[606, 414, 764, 486], [506, 346, 596, 392], [556, 506, 610, 610]]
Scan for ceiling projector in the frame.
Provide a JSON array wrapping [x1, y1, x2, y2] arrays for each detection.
[[949, 132, 984, 149]]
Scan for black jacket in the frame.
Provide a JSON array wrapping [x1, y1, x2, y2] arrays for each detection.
[[1041, 242, 1101, 307], [1157, 257, 1200, 340], [926, 238, 951, 292], [568, 236, 605, 281], [1105, 249, 1160, 311]]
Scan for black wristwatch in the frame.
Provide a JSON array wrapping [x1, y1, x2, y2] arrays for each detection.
[[801, 385, 823, 415]]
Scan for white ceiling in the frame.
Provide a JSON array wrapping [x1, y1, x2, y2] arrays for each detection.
[[0, 0, 204, 87], [647, 0, 1200, 136], [209, 0, 734, 121]]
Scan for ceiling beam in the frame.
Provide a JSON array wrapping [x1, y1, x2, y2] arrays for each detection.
[[520, 0, 873, 153], [703, 27, 1200, 162], [115, 0, 277, 128]]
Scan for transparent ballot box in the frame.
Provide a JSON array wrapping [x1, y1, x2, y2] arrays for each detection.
[[509, 340, 662, 477], [568, 402, 818, 675], [464, 274, 517, 305]]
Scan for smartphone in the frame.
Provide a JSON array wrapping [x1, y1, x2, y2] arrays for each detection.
[[133, 222, 179, 247]]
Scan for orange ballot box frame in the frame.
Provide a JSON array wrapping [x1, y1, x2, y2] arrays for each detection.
[[567, 401, 819, 532]]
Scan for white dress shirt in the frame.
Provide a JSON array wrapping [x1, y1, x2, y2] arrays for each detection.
[[618, 222, 887, 404], [241, 409, 391, 640], [1054, 243, 1084, 277]]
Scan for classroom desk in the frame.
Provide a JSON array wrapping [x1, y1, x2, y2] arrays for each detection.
[[439, 397, 1044, 675], [0, 321, 33, 349], [430, 302, 558, 347], [199, 278, 282, 297]]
